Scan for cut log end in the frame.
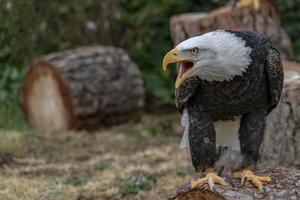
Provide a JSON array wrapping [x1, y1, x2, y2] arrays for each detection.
[[21, 46, 145, 131], [170, 184, 226, 200], [21, 61, 73, 131]]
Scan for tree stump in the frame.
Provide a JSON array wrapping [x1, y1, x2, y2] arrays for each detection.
[[170, 0, 293, 58], [21, 46, 145, 131], [261, 61, 300, 167], [169, 168, 300, 200]]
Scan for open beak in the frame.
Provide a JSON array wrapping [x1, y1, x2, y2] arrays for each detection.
[[162, 48, 194, 88]]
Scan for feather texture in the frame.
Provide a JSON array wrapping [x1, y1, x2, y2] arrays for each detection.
[[175, 30, 284, 172], [176, 30, 252, 82]]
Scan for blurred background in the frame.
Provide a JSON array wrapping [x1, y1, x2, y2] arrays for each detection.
[[0, 0, 300, 199], [1, 0, 299, 129]]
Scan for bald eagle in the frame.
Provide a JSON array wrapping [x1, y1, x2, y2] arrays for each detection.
[[162, 30, 283, 192]]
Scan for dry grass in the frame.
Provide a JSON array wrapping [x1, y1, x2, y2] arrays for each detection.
[[0, 114, 194, 200], [0, 131, 25, 155]]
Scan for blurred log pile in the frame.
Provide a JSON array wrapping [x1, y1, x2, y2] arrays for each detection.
[[21, 47, 144, 131]]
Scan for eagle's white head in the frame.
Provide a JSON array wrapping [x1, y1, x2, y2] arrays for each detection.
[[163, 30, 252, 88]]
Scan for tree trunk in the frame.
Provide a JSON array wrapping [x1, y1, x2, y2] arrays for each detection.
[[170, 0, 293, 59], [261, 61, 300, 167], [21, 46, 145, 131], [169, 168, 300, 200]]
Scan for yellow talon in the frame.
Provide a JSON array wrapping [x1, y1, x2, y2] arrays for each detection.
[[233, 169, 271, 192], [238, 0, 260, 10], [191, 169, 228, 191]]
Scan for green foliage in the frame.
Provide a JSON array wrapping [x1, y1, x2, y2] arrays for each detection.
[[276, 0, 300, 61], [0, 66, 25, 101], [119, 0, 226, 104], [0, 99, 27, 131], [0, 0, 225, 105], [0, 0, 299, 131]]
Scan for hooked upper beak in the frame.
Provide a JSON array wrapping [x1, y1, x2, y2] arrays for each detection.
[[162, 48, 182, 71], [162, 48, 194, 88]]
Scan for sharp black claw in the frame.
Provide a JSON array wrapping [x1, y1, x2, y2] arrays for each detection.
[[210, 185, 216, 192], [225, 178, 236, 188], [241, 177, 247, 186]]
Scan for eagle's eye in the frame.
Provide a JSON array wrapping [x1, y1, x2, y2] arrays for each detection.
[[190, 48, 199, 54]]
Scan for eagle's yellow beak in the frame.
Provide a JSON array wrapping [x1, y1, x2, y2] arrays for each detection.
[[162, 49, 181, 71], [162, 48, 194, 88]]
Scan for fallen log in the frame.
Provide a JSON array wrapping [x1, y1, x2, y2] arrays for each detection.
[[170, 0, 293, 59], [169, 168, 300, 200], [21, 46, 145, 131]]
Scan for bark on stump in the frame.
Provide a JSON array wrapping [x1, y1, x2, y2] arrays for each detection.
[[169, 168, 300, 200], [261, 61, 300, 167], [21, 46, 145, 131], [170, 0, 293, 58]]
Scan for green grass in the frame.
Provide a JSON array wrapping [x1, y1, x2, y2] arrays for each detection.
[[119, 174, 153, 195], [64, 177, 88, 186], [113, 114, 179, 139], [0, 100, 28, 156], [0, 124, 191, 200], [0, 99, 28, 132], [93, 161, 111, 171]]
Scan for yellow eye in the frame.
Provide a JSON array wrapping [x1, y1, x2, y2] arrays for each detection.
[[191, 48, 198, 54]]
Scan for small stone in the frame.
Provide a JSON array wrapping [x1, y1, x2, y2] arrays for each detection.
[[264, 186, 271, 193]]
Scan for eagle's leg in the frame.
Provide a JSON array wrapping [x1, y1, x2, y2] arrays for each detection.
[[234, 109, 270, 192], [191, 168, 227, 191], [233, 169, 271, 192], [188, 108, 227, 191]]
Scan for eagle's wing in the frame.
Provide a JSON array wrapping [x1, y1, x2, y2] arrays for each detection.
[[266, 47, 284, 114], [175, 77, 199, 113]]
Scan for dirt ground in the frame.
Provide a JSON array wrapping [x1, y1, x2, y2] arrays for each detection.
[[0, 114, 195, 200]]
